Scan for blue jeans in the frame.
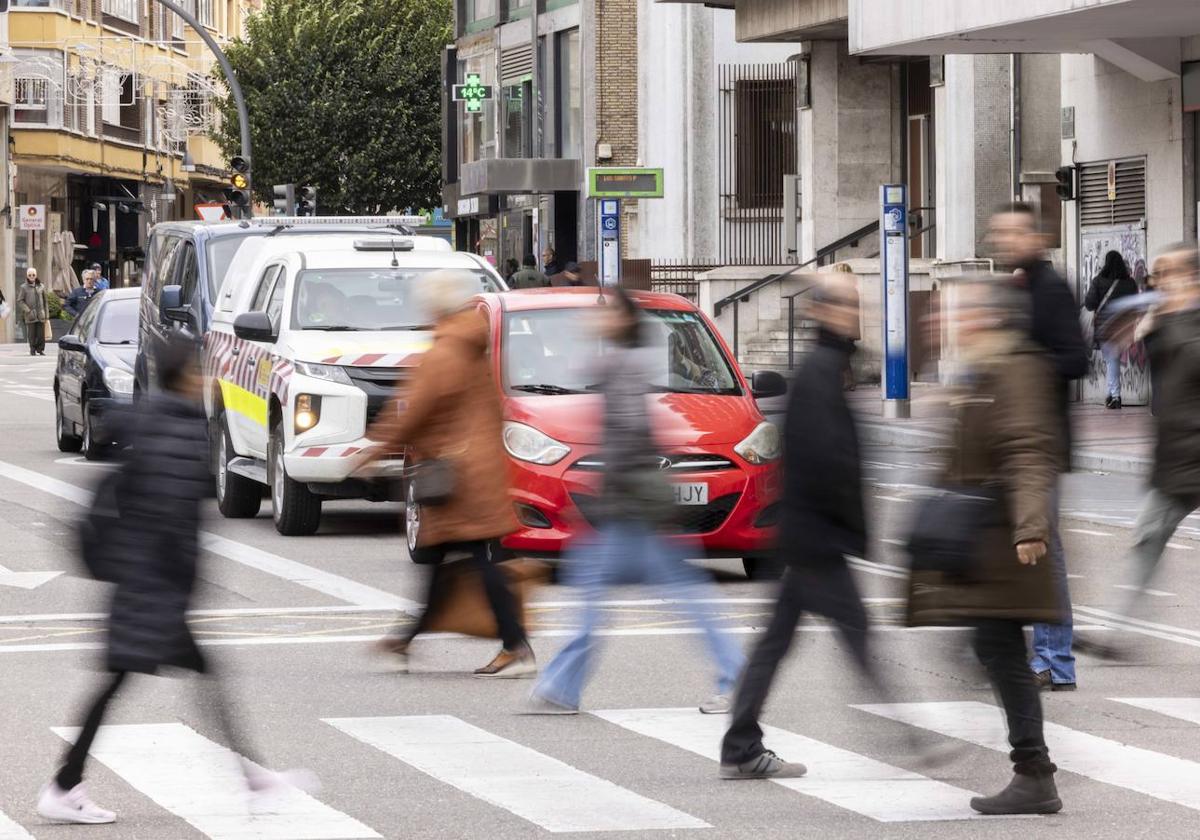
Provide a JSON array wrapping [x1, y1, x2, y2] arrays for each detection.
[[534, 523, 745, 709], [1103, 343, 1122, 399], [1030, 488, 1075, 684]]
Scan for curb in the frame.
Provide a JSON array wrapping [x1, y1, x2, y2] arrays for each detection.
[[857, 419, 1150, 476]]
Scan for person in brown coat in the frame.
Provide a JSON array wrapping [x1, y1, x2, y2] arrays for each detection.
[[358, 269, 533, 678], [908, 277, 1063, 815]]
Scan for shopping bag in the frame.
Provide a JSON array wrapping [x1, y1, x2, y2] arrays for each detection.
[[421, 558, 548, 638]]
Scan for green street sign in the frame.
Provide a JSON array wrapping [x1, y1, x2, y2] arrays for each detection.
[[452, 73, 493, 114], [586, 167, 664, 199]]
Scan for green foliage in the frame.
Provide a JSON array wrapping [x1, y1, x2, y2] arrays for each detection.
[[214, 0, 451, 215], [46, 290, 67, 321]]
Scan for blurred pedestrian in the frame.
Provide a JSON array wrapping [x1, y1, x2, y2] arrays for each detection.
[[542, 246, 561, 276], [831, 263, 860, 390], [16, 268, 48, 356], [503, 258, 520, 286], [360, 269, 534, 677], [719, 273, 875, 780], [509, 254, 549, 290], [1084, 250, 1139, 408], [527, 287, 744, 714], [908, 278, 1062, 814], [1081, 243, 1200, 658], [37, 337, 309, 826], [550, 261, 582, 287], [90, 263, 110, 291], [987, 203, 1087, 692], [65, 270, 99, 318]]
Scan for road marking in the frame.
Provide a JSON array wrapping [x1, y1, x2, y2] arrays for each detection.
[[873, 495, 912, 503], [0, 811, 33, 840], [0, 459, 418, 612], [595, 708, 998, 823], [1166, 542, 1194, 551], [1075, 606, 1200, 648], [51, 723, 379, 839], [1113, 584, 1176, 598], [1067, 574, 1086, 579], [856, 700, 1200, 813], [1112, 698, 1200, 726], [12, 389, 52, 402], [847, 556, 908, 581], [53, 456, 117, 467], [0, 561, 60, 590], [325, 715, 708, 833], [1065, 528, 1112, 537], [880, 538, 905, 546]]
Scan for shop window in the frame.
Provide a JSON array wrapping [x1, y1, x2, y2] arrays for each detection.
[[556, 29, 581, 160]]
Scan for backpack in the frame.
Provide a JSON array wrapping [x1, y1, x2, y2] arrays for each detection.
[[77, 467, 127, 583]]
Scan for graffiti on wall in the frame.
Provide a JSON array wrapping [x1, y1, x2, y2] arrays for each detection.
[[1079, 223, 1149, 405]]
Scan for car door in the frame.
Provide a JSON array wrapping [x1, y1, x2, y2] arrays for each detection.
[[144, 234, 183, 391], [172, 240, 200, 341], [230, 263, 283, 456], [61, 299, 98, 424]]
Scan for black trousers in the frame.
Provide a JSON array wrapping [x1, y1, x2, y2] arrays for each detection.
[[26, 320, 45, 355], [407, 540, 527, 651], [973, 619, 1055, 776], [721, 562, 879, 764]]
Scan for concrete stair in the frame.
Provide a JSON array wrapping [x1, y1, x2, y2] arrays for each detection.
[[737, 319, 820, 373]]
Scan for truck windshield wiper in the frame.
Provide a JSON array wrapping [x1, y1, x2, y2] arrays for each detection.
[[510, 384, 585, 395], [377, 324, 432, 331]]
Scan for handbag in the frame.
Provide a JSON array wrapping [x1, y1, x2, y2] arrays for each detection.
[[420, 557, 549, 638], [1080, 278, 1120, 347], [408, 458, 456, 506], [905, 485, 1004, 579]]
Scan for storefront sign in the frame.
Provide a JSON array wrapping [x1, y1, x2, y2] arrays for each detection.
[[587, 167, 664, 199], [457, 196, 480, 216], [452, 73, 493, 114], [880, 184, 909, 417], [19, 205, 45, 231]]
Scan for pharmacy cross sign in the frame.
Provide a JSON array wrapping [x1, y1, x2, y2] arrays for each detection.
[[452, 73, 493, 113]]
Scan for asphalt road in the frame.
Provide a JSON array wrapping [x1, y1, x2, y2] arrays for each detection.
[[2, 344, 1199, 839]]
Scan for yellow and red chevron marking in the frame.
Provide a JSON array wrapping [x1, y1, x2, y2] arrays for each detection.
[[296, 444, 365, 458], [320, 352, 422, 367]]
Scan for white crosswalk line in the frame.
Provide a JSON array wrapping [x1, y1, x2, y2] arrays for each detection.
[[324, 715, 709, 833], [857, 701, 1200, 812], [595, 707, 993, 822], [51, 723, 379, 840], [1112, 698, 1200, 726], [0, 811, 33, 840]]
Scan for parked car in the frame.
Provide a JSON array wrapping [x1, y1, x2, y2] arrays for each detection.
[[204, 233, 507, 535], [54, 288, 139, 459], [420, 288, 787, 577]]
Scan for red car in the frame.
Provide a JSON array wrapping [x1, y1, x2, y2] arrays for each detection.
[[473, 287, 786, 578]]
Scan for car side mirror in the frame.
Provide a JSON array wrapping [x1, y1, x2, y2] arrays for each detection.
[[58, 333, 87, 353], [160, 284, 191, 326], [233, 311, 275, 342], [750, 370, 787, 399]]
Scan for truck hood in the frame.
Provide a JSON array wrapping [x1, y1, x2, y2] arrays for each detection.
[[504, 393, 762, 447], [287, 330, 434, 368]]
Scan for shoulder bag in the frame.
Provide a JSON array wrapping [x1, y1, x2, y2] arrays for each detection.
[[905, 485, 1005, 579], [1080, 278, 1120, 347]]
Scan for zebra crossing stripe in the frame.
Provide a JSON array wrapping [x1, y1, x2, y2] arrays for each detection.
[[51, 723, 379, 840], [856, 701, 1200, 812], [324, 715, 710, 833], [1112, 697, 1200, 726], [0, 810, 33, 840], [594, 708, 993, 822]]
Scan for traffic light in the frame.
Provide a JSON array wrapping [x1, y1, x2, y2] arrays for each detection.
[[223, 187, 251, 216], [227, 156, 251, 218], [273, 184, 296, 216], [297, 185, 317, 217], [1055, 165, 1075, 202]]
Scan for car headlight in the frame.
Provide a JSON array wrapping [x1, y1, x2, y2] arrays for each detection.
[[103, 367, 134, 396], [503, 421, 571, 465], [295, 361, 352, 385], [734, 421, 781, 465], [294, 394, 321, 434]]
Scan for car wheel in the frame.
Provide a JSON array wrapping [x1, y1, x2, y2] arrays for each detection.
[[743, 555, 784, 580], [269, 422, 321, 536], [215, 410, 262, 519], [405, 480, 421, 557], [55, 392, 81, 452], [81, 401, 104, 461]]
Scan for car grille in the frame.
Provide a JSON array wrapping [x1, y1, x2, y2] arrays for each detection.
[[570, 491, 741, 535], [345, 366, 408, 427], [571, 453, 736, 473]]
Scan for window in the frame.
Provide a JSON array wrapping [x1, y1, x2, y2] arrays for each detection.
[[459, 59, 496, 164], [502, 80, 532, 158], [556, 29, 581, 160], [175, 243, 199, 306], [291, 268, 501, 330], [74, 297, 101, 338], [197, 0, 215, 27], [148, 235, 183, 301], [252, 265, 282, 312], [733, 77, 796, 209], [102, 0, 138, 23], [96, 299, 140, 345], [15, 78, 50, 112], [266, 273, 287, 330], [101, 69, 140, 134], [465, 0, 497, 25]]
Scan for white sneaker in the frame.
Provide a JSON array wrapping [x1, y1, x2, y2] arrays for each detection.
[[36, 782, 116, 825], [699, 694, 732, 715]]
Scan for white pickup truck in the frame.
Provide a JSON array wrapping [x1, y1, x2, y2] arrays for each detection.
[[204, 233, 505, 534]]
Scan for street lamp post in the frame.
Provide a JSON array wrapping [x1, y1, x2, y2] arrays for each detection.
[[153, 0, 254, 216]]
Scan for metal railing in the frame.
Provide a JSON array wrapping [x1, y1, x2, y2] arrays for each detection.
[[648, 260, 722, 301], [713, 220, 880, 357]]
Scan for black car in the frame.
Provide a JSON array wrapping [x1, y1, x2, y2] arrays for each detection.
[[55, 288, 139, 459]]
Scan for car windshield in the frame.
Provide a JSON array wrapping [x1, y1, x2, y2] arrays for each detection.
[[290, 267, 503, 330], [96, 298, 139, 345], [205, 233, 258, 300], [503, 307, 741, 395]]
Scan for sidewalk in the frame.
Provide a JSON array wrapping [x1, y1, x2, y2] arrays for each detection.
[[761, 382, 1153, 476]]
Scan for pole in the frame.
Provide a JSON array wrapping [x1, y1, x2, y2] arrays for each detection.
[[154, 0, 254, 214]]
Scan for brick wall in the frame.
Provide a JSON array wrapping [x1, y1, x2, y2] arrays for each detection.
[[594, 0, 639, 251]]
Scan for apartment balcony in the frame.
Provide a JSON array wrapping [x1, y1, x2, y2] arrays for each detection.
[[653, 0, 846, 43], [849, 0, 1198, 80]]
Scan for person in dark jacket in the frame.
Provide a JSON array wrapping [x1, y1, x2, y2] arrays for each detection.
[[1085, 250, 1140, 408], [65, 271, 98, 318], [909, 277, 1062, 814], [527, 288, 744, 714], [509, 254, 549, 290], [718, 273, 876, 780], [541, 246, 561, 277], [987, 202, 1088, 691], [37, 337, 309, 825]]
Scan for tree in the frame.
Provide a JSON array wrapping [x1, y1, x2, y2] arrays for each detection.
[[215, 0, 450, 214]]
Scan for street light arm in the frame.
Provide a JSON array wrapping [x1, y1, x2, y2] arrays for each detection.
[[153, 0, 253, 205]]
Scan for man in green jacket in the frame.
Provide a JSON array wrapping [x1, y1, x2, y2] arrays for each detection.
[[16, 268, 49, 356], [508, 254, 548, 290]]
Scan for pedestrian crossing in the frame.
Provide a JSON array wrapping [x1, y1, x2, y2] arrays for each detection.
[[13, 698, 1200, 837]]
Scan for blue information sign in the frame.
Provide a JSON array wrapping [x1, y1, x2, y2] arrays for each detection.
[[880, 184, 909, 415], [598, 198, 620, 286]]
